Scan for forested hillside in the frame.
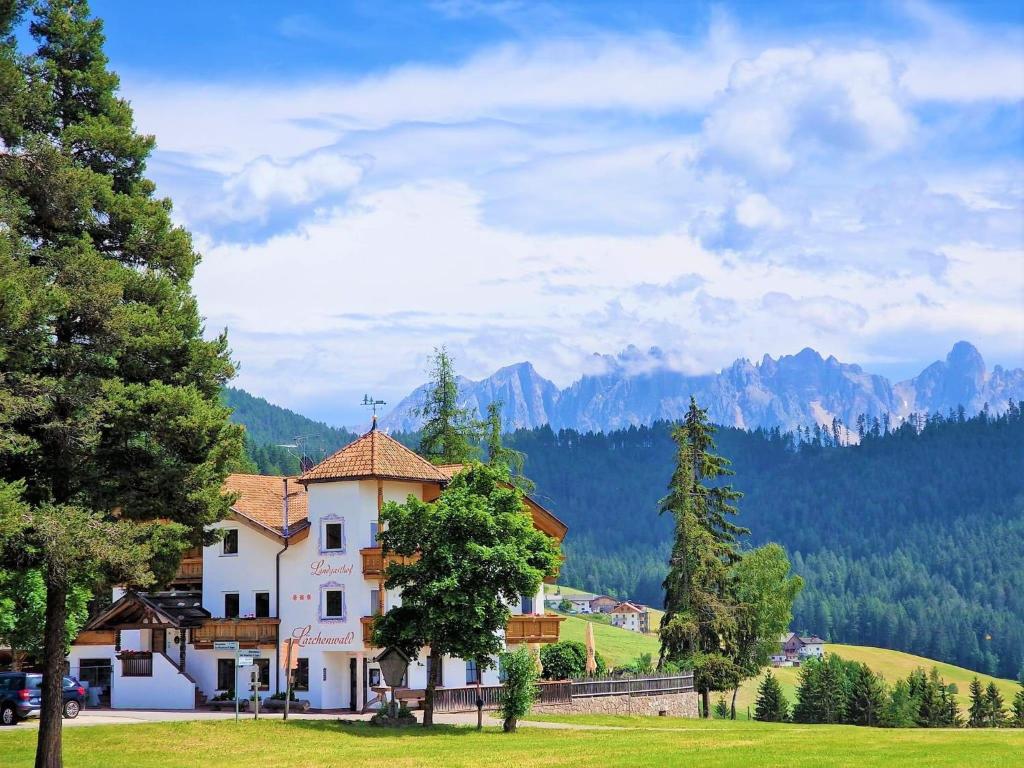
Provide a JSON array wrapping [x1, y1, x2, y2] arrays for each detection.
[[228, 385, 1023, 679], [223, 387, 357, 474], [504, 407, 1024, 679]]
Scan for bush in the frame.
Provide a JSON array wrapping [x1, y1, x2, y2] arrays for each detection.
[[499, 646, 539, 733], [540, 640, 606, 679], [267, 690, 298, 701]]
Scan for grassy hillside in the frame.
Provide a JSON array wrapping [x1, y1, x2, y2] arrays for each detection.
[[558, 614, 660, 668], [733, 644, 1020, 718], [552, 607, 1021, 721]]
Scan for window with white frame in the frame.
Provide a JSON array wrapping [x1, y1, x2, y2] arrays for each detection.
[[319, 515, 346, 554], [319, 582, 346, 622]]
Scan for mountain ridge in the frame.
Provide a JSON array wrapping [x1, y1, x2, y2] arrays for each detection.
[[379, 341, 1024, 434]]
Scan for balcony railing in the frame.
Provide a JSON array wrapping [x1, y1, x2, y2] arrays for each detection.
[[361, 616, 376, 646], [360, 547, 418, 577], [172, 547, 203, 584], [191, 618, 279, 648], [119, 652, 153, 677], [505, 614, 564, 645]]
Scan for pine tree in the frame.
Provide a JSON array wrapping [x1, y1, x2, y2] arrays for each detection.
[[1, 3, 241, 766], [792, 657, 823, 723], [754, 671, 789, 722], [658, 398, 745, 717], [984, 681, 1006, 727], [880, 680, 919, 728], [967, 677, 986, 727], [1010, 681, 1024, 728], [415, 346, 480, 464], [484, 401, 534, 493], [847, 663, 886, 726]]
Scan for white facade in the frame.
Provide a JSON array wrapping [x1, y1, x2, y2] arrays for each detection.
[[69, 472, 548, 711]]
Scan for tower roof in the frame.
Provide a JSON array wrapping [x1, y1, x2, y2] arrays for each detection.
[[298, 429, 448, 485]]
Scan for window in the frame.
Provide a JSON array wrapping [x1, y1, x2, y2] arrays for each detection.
[[426, 655, 443, 686], [217, 659, 234, 691], [370, 521, 379, 546], [222, 529, 238, 556], [520, 594, 534, 614], [319, 584, 345, 622], [224, 593, 239, 618], [254, 592, 270, 618], [293, 659, 309, 691], [254, 659, 270, 691], [466, 660, 480, 685], [370, 589, 381, 616], [320, 515, 346, 553]]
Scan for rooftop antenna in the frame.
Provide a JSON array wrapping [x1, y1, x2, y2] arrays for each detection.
[[362, 394, 387, 431], [276, 433, 318, 472]]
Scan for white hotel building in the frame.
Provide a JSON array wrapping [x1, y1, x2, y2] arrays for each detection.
[[66, 428, 567, 711]]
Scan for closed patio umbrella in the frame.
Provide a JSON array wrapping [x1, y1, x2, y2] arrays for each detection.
[[585, 621, 597, 675]]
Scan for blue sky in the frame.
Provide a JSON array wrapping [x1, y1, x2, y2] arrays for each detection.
[[65, 1, 1024, 424]]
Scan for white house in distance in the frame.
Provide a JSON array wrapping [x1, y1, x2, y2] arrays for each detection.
[[608, 602, 650, 634], [66, 427, 568, 711], [772, 632, 826, 666]]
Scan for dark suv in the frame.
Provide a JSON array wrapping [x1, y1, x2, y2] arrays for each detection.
[[0, 673, 86, 725]]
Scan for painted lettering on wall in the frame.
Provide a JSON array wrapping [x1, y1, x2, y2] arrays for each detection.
[[291, 624, 355, 647], [310, 559, 353, 577]]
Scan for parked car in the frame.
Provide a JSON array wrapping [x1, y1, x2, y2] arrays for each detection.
[[0, 673, 87, 725]]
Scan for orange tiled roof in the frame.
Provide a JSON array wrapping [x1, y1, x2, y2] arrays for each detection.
[[223, 473, 308, 534], [298, 429, 448, 484]]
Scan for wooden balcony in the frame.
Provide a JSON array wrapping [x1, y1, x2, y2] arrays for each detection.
[[505, 614, 564, 645], [191, 617, 279, 648], [172, 547, 203, 585], [360, 547, 418, 577], [361, 616, 377, 646]]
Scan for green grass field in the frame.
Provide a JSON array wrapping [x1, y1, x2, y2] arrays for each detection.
[[553, 598, 1021, 720], [2, 718, 1021, 767]]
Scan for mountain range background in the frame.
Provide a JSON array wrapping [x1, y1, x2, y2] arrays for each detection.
[[377, 341, 1024, 435], [224, 339, 1024, 680]]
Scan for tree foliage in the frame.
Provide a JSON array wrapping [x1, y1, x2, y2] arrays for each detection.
[[415, 346, 481, 465], [658, 398, 745, 716], [539, 640, 604, 680], [498, 646, 539, 733], [754, 671, 789, 722], [373, 462, 560, 725], [0, 2, 241, 763]]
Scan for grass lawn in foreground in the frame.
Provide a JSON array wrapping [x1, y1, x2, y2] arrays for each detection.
[[2, 717, 1021, 768]]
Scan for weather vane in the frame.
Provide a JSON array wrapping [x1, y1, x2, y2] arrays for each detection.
[[362, 394, 387, 429]]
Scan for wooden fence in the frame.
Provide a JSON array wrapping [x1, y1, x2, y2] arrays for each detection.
[[429, 674, 690, 712], [433, 681, 572, 713], [570, 672, 694, 698]]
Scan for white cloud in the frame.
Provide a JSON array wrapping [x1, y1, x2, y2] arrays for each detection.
[[115, 1, 1024, 420], [219, 150, 368, 221]]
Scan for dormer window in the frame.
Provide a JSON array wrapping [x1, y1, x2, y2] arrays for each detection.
[[319, 515, 346, 554], [222, 529, 238, 556]]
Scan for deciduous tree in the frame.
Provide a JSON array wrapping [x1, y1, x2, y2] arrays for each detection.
[[374, 462, 560, 726]]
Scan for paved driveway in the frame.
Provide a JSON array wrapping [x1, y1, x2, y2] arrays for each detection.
[[0, 708, 606, 730]]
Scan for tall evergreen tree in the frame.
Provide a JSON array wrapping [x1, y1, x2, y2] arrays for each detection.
[[754, 671, 789, 722], [415, 346, 480, 465], [658, 398, 745, 717], [984, 681, 1006, 727], [847, 663, 886, 727], [0, 2, 242, 765]]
